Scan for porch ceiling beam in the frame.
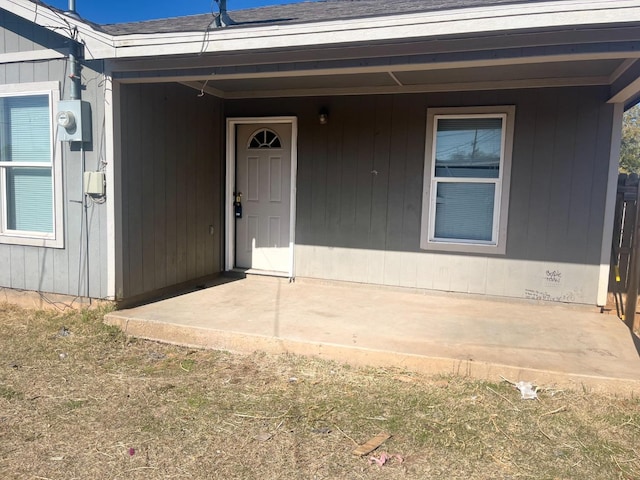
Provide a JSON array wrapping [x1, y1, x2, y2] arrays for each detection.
[[113, 50, 638, 85], [608, 59, 640, 105], [388, 72, 403, 87], [170, 76, 608, 100], [609, 58, 637, 84], [104, 26, 640, 74]]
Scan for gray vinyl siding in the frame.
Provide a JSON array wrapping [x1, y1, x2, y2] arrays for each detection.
[[118, 83, 224, 300], [0, 13, 108, 299], [225, 86, 615, 303], [0, 9, 67, 54]]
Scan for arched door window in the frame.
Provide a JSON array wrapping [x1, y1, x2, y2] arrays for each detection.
[[248, 128, 282, 149]]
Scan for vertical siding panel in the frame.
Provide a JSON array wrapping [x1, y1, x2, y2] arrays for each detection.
[[37, 248, 54, 293], [0, 11, 6, 54], [295, 110, 313, 245], [213, 97, 223, 272], [86, 203, 102, 298], [5, 63, 19, 84], [310, 106, 329, 247], [49, 60, 66, 92], [23, 247, 40, 291], [586, 99, 616, 264], [127, 84, 144, 296], [4, 16, 19, 53], [164, 87, 178, 286], [89, 61, 108, 298], [66, 146, 83, 297], [402, 97, 425, 252], [140, 86, 156, 293], [16, 17, 33, 52], [384, 96, 409, 285], [185, 90, 198, 281], [33, 57, 48, 82], [370, 96, 392, 251], [18, 60, 33, 84], [119, 86, 131, 297], [325, 101, 343, 247], [385, 95, 410, 252], [545, 89, 579, 260], [174, 89, 188, 284], [354, 98, 375, 248], [206, 97, 222, 273], [0, 246, 10, 286], [526, 89, 559, 260], [152, 86, 167, 288], [506, 91, 537, 259], [52, 246, 69, 296], [194, 94, 209, 278], [566, 93, 600, 262], [338, 96, 359, 247], [9, 246, 25, 289]]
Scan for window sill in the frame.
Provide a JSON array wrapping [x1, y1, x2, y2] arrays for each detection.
[[420, 238, 506, 255], [0, 233, 63, 249]]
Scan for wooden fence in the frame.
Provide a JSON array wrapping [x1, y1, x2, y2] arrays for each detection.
[[610, 173, 640, 326]]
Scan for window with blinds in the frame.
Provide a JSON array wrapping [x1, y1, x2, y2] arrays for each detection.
[[0, 90, 59, 245], [421, 107, 515, 254]]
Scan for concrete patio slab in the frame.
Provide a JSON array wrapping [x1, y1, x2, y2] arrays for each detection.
[[105, 275, 640, 394]]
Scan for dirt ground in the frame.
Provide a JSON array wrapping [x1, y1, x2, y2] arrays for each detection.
[[0, 303, 639, 479]]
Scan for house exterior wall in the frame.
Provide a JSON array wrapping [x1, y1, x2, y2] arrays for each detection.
[[117, 83, 224, 301], [225, 86, 616, 304], [0, 11, 108, 299]]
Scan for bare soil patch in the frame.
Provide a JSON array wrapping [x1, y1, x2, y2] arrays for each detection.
[[0, 303, 639, 479]]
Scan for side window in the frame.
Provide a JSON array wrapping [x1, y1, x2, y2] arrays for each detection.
[[0, 82, 63, 248], [420, 106, 515, 254]]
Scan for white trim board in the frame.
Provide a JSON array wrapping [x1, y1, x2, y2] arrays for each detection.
[[107, 1, 640, 59], [597, 102, 624, 306], [0, 49, 66, 64], [103, 66, 119, 300], [225, 117, 298, 279]]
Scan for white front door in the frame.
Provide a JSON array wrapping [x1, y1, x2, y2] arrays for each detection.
[[234, 123, 292, 273]]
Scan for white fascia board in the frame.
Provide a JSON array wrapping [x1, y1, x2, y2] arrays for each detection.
[[109, 0, 640, 59], [0, 0, 115, 59]]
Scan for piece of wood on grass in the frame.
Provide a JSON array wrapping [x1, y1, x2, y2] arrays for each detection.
[[352, 432, 392, 456]]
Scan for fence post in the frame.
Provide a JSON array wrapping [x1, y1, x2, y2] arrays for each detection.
[[625, 183, 640, 331]]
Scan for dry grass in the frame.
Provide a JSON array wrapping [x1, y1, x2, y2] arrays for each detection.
[[0, 303, 639, 479]]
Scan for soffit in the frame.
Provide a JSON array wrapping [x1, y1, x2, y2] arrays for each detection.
[[175, 58, 624, 99]]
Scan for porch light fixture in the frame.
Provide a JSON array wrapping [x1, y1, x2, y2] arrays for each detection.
[[319, 108, 329, 125]]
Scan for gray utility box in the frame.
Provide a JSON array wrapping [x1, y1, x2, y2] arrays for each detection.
[[83, 171, 105, 196], [56, 100, 92, 142]]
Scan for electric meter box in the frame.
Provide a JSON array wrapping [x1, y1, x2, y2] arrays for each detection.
[[56, 100, 92, 142]]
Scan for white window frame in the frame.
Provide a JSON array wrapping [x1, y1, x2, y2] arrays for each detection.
[[420, 105, 515, 255], [0, 81, 63, 248]]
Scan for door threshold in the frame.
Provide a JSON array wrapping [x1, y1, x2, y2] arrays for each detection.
[[231, 268, 290, 278]]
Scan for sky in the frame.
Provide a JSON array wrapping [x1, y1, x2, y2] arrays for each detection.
[[45, 0, 305, 24]]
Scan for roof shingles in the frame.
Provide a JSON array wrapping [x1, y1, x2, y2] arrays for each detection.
[[97, 0, 560, 36]]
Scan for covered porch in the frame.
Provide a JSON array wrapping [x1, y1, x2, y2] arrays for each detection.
[[105, 275, 640, 394]]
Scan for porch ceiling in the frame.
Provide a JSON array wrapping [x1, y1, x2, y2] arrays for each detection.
[[177, 58, 627, 99], [111, 26, 640, 106]]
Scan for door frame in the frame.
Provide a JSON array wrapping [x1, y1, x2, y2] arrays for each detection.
[[225, 116, 298, 277]]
